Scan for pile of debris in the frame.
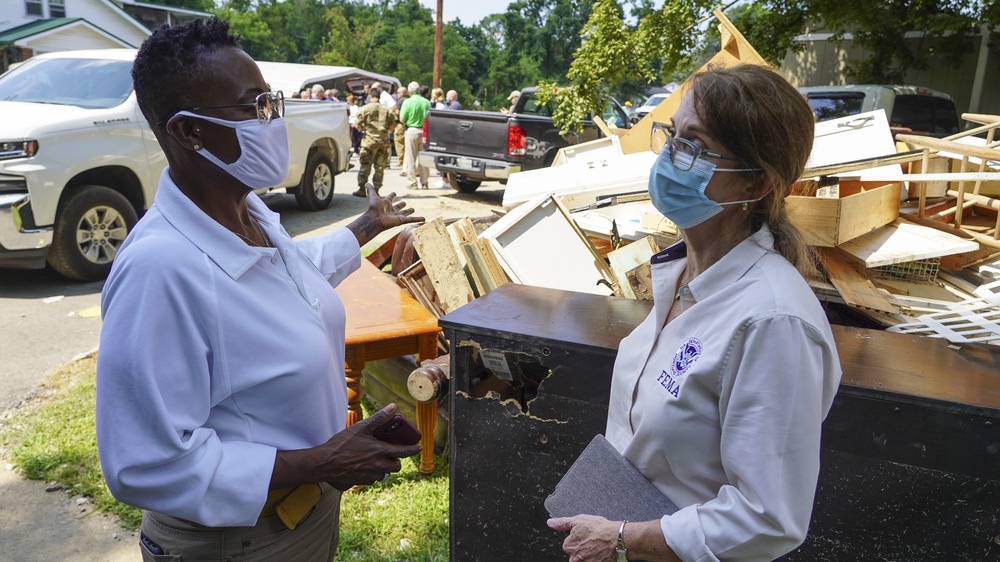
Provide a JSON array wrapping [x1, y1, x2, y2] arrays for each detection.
[[392, 109, 1000, 348]]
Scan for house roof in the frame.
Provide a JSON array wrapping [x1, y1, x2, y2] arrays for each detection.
[[0, 18, 136, 49], [118, 0, 213, 18], [0, 18, 82, 43]]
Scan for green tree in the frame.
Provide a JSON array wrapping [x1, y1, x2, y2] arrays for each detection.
[[746, 0, 997, 83], [537, 0, 713, 131]]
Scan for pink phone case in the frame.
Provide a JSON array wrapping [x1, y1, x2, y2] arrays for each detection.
[[373, 414, 421, 445]]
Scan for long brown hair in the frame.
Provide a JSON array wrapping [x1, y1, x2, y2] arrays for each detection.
[[688, 64, 816, 276]]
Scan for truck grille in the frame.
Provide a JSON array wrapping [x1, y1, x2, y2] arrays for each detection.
[[0, 175, 28, 195]]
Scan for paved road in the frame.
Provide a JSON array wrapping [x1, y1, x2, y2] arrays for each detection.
[[0, 162, 505, 561]]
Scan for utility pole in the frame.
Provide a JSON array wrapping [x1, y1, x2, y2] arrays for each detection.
[[433, 0, 443, 89]]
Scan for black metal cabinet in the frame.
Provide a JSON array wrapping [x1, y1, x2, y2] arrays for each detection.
[[439, 284, 652, 561], [440, 285, 1000, 561]]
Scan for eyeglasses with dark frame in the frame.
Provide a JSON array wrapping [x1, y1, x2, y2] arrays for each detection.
[[649, 121, 759, 172], [157, 90, 285, 128]]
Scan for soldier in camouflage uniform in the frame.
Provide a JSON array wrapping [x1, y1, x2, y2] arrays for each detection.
[[353, 89, 397, 197]]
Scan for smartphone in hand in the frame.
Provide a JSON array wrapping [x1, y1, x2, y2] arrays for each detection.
[[373, 414, 422, 446]]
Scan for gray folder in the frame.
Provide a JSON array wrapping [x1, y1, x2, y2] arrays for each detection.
[[545, 434, 679, 521]]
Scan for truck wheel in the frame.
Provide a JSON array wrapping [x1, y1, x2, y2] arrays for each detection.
[[447, 174, 481, 194], [295, 151, 335, 211], [47, 185, 138, 281]]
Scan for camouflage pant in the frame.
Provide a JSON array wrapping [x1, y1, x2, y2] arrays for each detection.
[[358, 144, 390, 190]]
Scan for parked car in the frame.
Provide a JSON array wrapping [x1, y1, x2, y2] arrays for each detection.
[[798, 85, 961, 138], [631, 93, 669, 122], [418, 87, 631, 193], [0, 49, 351, 280]]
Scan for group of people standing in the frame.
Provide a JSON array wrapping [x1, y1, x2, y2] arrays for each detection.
[[352, 80, 462, 193], [292, 84, 340, 101]]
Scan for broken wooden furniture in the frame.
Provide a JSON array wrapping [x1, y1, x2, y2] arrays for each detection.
[[336, 258, 440, 472], [897, 113, 1000, 250], [439, 283, 1000, 561]]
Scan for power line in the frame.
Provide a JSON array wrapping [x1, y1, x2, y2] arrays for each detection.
[[362, 0, 390, 70]]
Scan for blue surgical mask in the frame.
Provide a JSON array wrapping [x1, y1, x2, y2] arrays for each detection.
[[647, 150, 760, 229]]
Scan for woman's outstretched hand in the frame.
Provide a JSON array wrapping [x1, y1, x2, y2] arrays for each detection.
[[348, 183, 425, 247]]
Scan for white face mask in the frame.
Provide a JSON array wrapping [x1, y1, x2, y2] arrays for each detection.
[[177, 111, 289, 189]]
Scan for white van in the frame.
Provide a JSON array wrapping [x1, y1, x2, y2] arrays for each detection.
[[798, 85, 961, 138]]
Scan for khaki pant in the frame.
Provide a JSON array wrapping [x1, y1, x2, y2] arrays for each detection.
[[139, 484, 341, 561], [394, 123, 406, 166], [404, 127, 429, 189]]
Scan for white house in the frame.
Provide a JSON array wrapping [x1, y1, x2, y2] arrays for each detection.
[[0, 0, 211, 72]]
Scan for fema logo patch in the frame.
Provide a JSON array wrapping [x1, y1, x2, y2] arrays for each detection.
[[671, 338, 703, 378], [657, 338, 703, 399]]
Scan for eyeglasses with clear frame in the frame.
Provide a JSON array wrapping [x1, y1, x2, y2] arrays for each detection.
[[649, 121, 759, 172], [157, 90, 285, 128]]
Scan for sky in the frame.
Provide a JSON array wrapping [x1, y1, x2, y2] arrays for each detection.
[[416, 0, 512, 25]]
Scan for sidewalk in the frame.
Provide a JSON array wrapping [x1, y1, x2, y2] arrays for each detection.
[[0, 462, 137, 561]]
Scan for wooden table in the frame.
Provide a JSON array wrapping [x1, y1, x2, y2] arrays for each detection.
[[336, 258, 440, 472]]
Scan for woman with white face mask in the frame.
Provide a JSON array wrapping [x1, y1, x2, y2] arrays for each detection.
[[96, 19, 424, 561], [548, 65, 842, 562]]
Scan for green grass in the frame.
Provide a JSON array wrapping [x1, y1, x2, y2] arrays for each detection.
[[0, 354, 450, 561]]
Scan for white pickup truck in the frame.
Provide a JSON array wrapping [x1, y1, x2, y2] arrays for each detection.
[[0, 49, 351, 281]]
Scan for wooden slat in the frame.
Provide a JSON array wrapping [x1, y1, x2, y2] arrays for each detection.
[[411, 218, 475, 314], [397, 261, 445, 318], [461, 242, 495, 296], [837, 219, 980, 268], [800, 150, 927, 179], [818, 248, 899, 314], [447, 218, 484, 298], [474, 237, 512, 288], [960, 113, 1000, 126], [896, 134, 1000, 164], [840, 172, 1000, 182]]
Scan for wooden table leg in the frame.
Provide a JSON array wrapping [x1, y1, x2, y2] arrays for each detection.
[[345, 346, 364, 428], [414, 333, 441, 475], [416, 400, 438, 475]]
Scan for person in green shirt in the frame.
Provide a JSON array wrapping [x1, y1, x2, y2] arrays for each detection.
[[399, 85, 431, 189]]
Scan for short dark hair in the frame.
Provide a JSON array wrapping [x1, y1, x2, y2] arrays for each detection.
[[132, 18, 241, 130], [418, 85, 430, 99]]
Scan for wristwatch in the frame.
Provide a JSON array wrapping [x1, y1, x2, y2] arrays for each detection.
[[616, 520, 629, 562]]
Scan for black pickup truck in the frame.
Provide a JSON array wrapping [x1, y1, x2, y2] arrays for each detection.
[[418, 87, 631, 192]]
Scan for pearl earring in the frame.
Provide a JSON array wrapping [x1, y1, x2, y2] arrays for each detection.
[[193, 144, 200, 150]]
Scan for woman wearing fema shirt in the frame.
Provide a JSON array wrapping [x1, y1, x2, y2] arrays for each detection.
[[548, 64, 842, 562]]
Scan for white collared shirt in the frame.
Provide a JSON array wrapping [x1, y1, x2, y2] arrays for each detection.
[[606, 228, 841, 562], [379, 90, 396, 110], [96, 169, 361, 527]]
